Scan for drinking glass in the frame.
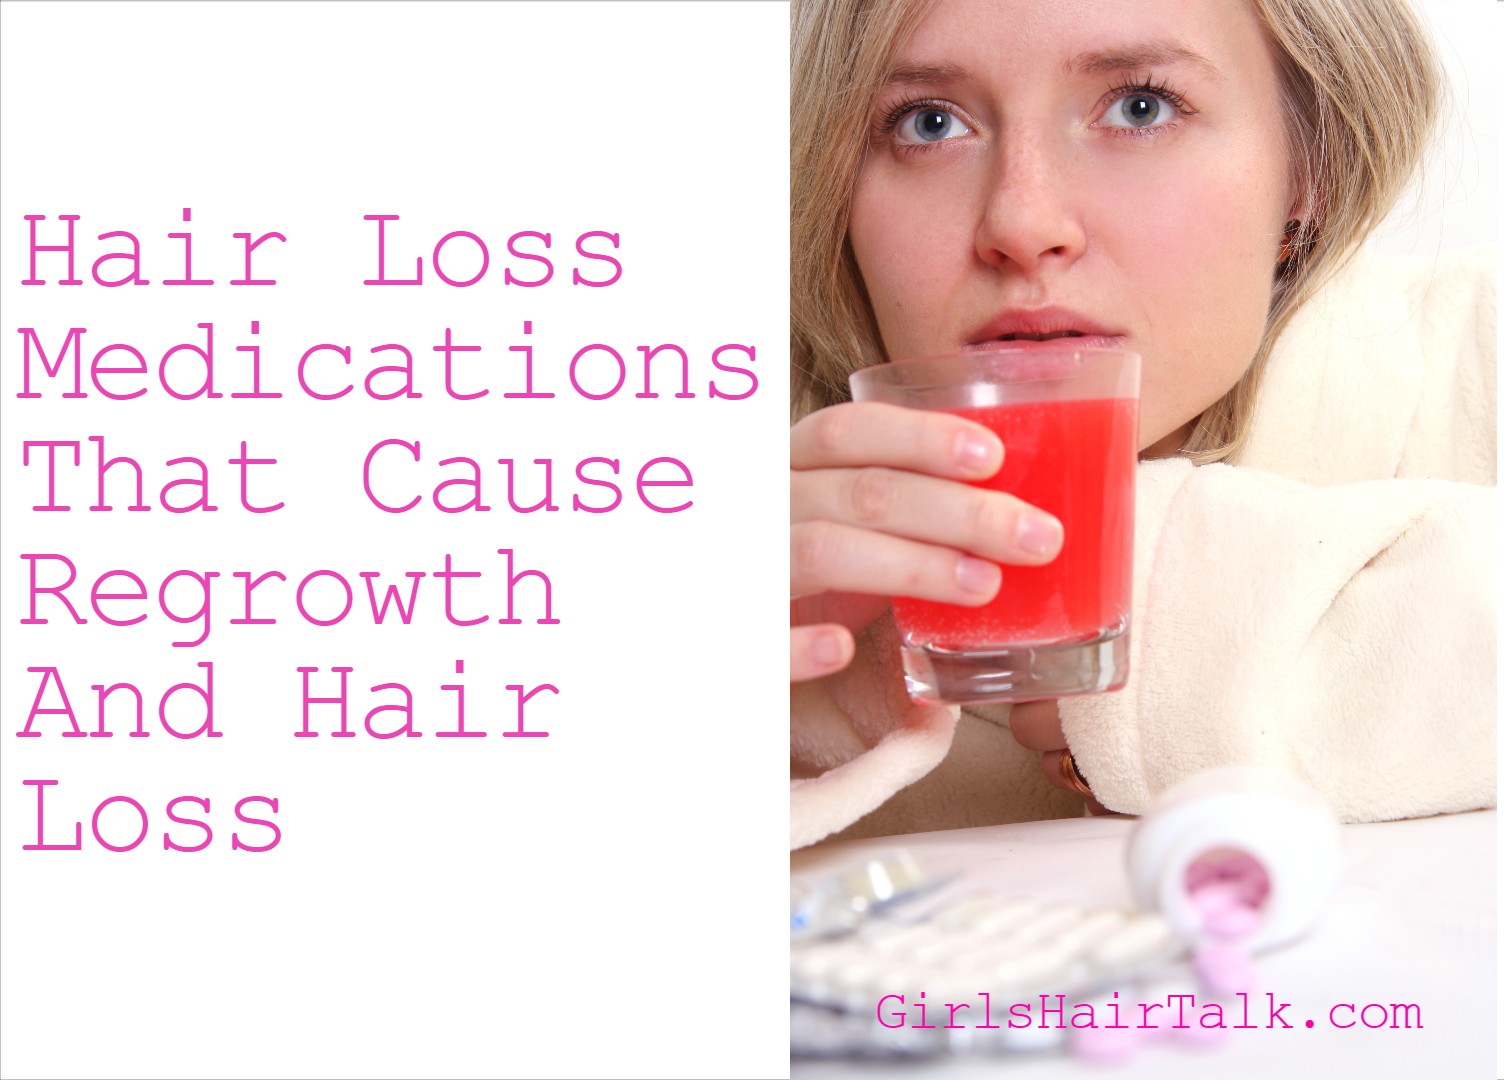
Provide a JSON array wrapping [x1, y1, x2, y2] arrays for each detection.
[[849, 348, 1139, 705]]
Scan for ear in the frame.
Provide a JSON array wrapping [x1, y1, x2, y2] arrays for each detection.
[[1280, 173, 1323, 267], [1277, 174, 1321, 270], [1284, 169, 1320, 233]]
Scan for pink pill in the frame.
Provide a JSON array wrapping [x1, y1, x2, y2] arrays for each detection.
[[1193, 942, 1257, 994]]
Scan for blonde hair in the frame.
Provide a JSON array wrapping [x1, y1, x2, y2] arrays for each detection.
[[790, 0, 1444, 463]]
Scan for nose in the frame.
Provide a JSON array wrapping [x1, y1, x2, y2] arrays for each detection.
[[974, 132, 1086, 274]]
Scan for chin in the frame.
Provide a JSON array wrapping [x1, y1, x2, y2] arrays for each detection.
[[1139, 423, 1194, 459]]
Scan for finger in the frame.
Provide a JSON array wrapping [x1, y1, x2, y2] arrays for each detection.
[[792, 466, 1063, 565], [790, 624, 856, 682], [1040, 750, 1069, 792], [792, 401, 1003, 479], [1040, 749, 1093, 796], [791, 520, 1001, 604], [791, 593, 890, 637], [1007, 699, 1066, 751]]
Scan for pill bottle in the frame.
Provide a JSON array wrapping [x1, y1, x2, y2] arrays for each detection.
[[1125, 766, 1341, 952]]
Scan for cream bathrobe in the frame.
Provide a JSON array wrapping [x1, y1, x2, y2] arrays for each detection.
[[792, 248, 1496, 848]]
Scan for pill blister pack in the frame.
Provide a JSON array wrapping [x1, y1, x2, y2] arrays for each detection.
[[792, 888, 1188, 1059], [791, 772, 1338, 1061]]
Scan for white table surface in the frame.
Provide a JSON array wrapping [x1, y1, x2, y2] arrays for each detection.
[[791, 810, 1496, 1079]]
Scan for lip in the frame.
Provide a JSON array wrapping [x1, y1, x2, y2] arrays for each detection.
[[964, 307, 1127, 352]]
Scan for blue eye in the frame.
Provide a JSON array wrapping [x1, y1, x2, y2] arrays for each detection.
[[1099, 90, 1181, 130], [895, 106, 973, 144]]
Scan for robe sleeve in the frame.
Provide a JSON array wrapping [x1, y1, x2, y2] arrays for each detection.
[[1060, 458, 1496, 821]]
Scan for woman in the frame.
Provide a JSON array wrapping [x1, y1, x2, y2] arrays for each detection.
[[789, 0, 1495, 847]]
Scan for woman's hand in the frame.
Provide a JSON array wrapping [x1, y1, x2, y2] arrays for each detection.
[[790, 401, 1064, 681], [1010, 699, 1109, 813]]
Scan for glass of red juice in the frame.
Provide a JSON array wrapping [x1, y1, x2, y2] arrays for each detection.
[[849, 348, 1139, 705]]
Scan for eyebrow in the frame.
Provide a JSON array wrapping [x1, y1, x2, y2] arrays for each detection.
[[883, 62, 970, 87], [883, 43, 1222, 91], [1064, 42, 1223, 80]]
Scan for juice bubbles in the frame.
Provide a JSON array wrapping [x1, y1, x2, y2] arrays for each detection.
[[894, 396, 1137, 649]]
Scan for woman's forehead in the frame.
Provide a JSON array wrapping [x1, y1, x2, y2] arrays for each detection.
[[891, 0, 1268, 83]]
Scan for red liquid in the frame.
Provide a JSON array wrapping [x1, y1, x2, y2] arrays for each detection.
[[895, 397, 1136, 649]]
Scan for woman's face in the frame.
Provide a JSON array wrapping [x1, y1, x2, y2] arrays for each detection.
[[849, 0, 1299, 454]]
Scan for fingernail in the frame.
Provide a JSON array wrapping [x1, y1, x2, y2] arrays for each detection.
[[954, 430, 998, 472], [1017, 512, 1063, 557], [812, 631, 843, 668], [956, 556, 1000, 594]]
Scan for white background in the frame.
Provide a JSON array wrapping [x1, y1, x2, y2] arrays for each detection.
[[0, 3, 789, 1078], [1369, 0, 1496, 256]]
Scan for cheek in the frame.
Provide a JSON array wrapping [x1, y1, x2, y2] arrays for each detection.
[[1122, 175, 1283, 437], [849, 170, 975, 358], [1156, 202, 1276, 353]]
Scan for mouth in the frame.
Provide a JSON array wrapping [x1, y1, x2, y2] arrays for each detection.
[[964, 308, 1126, 351], [993, 330, 1089, 343]]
